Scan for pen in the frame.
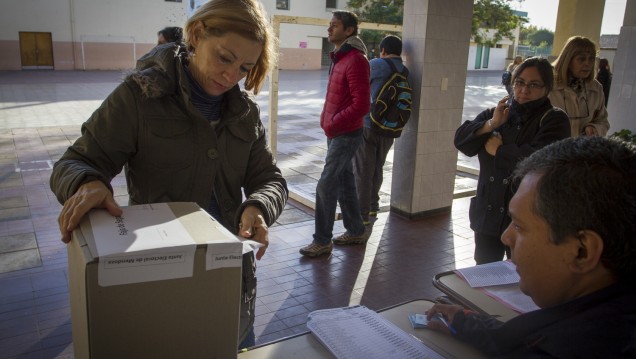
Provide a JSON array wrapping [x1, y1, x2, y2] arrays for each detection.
[[436, 314, 457, 335]]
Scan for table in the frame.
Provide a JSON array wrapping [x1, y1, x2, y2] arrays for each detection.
[[238, 299, 486, 358], [433, 270, 520, 322]]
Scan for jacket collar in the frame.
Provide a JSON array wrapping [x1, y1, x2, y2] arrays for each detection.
[[129, 44, 258, 142]]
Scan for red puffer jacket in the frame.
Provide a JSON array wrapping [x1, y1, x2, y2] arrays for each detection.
[[320, 40, 370, 139]]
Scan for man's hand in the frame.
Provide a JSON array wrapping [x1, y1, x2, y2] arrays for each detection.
[[238, 205, 269, 260], [425, 303, 464, 335], [58, 180, 122, 243]]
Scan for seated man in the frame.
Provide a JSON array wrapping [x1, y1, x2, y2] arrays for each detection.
[[426, 136, 636, 357]]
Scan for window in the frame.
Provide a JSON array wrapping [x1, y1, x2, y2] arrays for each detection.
[[276, 0, 289, 10], [326, 0, 337, 9]]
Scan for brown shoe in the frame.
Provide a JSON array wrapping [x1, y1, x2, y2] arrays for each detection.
[[299, 241, 333, 257], [333, 225, 372, 245]]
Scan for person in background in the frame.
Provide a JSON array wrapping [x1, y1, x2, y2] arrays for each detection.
[[353, 35, 407, 227], [596, 57, 612, 106], [454, 57, 570, 264], [299, 10, 371, 257], [157, 26, 183, 45], [549, 36, 609, 137], [426, 136, 636, 357], [505, 55, 523, 95], [50, 0, 287, 350]]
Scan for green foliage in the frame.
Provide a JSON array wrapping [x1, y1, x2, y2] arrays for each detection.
[[527, 29, 554, 47], [610, 129, 636, 144], [346, 0, 404, 57], [472, 0, 526, 46]]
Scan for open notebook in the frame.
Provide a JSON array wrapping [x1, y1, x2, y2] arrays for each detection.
[[306, 305, 443, 359]]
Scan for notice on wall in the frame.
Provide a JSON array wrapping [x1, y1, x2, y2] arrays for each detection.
[[87, 203, 197, 286]]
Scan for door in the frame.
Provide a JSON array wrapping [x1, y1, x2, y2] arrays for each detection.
[[474, 44, 482, 69], [19, 32, 54, 69], [482, 46, 490, 69]]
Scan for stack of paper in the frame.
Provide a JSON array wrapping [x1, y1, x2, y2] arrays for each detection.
[[307, 305, 443, 359], [455, 261, 539, 313]]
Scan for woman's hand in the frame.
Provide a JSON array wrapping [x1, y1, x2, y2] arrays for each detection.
[[476, 96, 510, 136], [491, 96, 511, 129], [485, 132, 503, 156], [425, 303, 464, 335], [584, 125, 598, 136], [58, 180, 122, 243], [238, 205, 269, 260]]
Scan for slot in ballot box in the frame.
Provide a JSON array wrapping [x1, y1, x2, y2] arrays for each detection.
[[67, 202, 243, 359]]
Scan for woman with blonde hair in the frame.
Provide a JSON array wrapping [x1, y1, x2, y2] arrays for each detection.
[[549, 36, 609, 137], [50, 0, 287, 350]]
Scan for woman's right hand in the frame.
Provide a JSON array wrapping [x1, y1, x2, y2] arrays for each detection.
[[58, 180, 122, 243], [491, 96, 511, 128]]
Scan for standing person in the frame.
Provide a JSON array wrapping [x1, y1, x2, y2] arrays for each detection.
[[504, 55, 522, 95], [596, 57, 612, 106], [549, 36, 609, 137], [50, 0, 288, 350], [426, 136, 636, 357], [299, 11, 371, 257], [157, 26, 183, 45], [353, 35, 408, 227], [454, 57, 570, 264]]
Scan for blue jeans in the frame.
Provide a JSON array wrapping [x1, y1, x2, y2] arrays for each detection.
[[353, 127, 394, 220], [313, 131, 365, 245]]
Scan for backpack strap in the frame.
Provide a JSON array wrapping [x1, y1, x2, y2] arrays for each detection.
[[382, 58, 409, 77], [539, 108, 555, 127]]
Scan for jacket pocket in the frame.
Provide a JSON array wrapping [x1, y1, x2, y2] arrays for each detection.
[[144, 116, 194, 169]]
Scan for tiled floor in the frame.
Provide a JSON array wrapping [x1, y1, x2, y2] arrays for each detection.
[[0, 69, 493, 358]]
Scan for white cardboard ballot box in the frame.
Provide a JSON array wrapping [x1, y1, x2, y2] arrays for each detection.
[[67, 202, 243, 359]]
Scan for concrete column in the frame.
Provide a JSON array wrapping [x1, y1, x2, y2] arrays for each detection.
[[607, 0, 636, 133], [552, 0, 605, 56], [390, 0, 473, 218]]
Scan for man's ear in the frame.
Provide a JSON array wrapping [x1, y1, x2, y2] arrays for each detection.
[[345, 26, 355, 37], [570, 230, 604, 273]]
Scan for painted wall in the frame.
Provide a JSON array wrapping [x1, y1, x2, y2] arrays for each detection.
[[0, 0, 348, 71]]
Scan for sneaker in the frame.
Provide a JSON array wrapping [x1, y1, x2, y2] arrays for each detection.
[[299, 241, 333, 257], [333, 225, 372, 245]]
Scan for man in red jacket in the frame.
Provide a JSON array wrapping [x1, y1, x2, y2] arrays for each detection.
[[300, 11, 371, 257]]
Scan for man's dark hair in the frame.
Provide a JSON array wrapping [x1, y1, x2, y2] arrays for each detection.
[[379, 35, 402, 56], [513, 136, 636, 279], [158, 26, 184, 43], [511, 56, 554, 94], [332, 11, 359, 36]]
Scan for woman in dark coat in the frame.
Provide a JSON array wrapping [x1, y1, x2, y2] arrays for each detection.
[[596, 57, 612, 106], [454, 57, 570, 264]]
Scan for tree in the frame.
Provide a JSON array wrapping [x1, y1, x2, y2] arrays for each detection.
[[346, 0, 525, 50], [527, 29, 554, 47], [346, 0, 404, 56], [472, 0, 526, 46]]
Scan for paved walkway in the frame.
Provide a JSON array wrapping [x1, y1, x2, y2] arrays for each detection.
[[0, 69, 506, 358]]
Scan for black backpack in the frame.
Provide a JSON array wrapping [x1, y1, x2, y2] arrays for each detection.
[[501, 70, 512, 86], [370, 58, 412, 138]]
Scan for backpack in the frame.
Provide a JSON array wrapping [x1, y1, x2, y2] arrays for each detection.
[[370, 58, 412, 138], [501, 70, 512, 86]]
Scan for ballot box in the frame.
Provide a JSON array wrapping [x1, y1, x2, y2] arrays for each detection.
[[67, 202, 243, 359]]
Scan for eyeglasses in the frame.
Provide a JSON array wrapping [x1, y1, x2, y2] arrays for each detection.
[[513, 80, 545, 91]]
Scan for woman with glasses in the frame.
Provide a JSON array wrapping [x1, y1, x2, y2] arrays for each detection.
[[454, 57, 570, 264], [549, 36, 610, 137]]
